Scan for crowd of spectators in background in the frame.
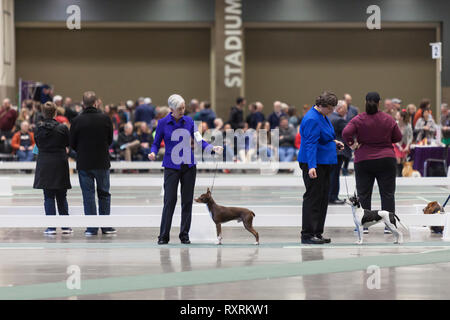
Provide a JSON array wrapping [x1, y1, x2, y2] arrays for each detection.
[[1, 88, 449, 176], [0, 92, 309, 166]]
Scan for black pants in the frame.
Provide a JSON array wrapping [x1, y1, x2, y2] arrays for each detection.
[[355, 157, 396, 212], [329, 155, 346, 201], [43, 189, 68, 216], [342, 156, 350, 175], [159, 164, 197, 242], [300, 162, 331, 239]]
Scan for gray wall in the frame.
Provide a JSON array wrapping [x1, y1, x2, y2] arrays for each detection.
[[15, 0, 450, 87], [14, 0, 214, 22], [14, 0, 450, 84], [16, 28, 211, 106], [245, 28, 436, 115], [243, 0, 450, 85]]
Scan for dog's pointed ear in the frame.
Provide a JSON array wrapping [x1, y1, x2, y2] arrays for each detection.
[[207, 187, 210, 194]]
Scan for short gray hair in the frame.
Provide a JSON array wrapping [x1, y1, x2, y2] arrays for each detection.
[[337, 100, 347, 107], [168, 94, 185, 111], [335, 100, 347, 112]]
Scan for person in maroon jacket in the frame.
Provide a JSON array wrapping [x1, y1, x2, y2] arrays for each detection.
[[342, 92, 402, 234], [0, 98, 18, 135]]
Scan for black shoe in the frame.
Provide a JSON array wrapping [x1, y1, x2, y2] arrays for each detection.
[[301, 236, 325, 244], [316, 235, 331, 243], [158, 239, 169, 245], [102, 228, 117, 235], [329, 199, 345, 205], [180, 239, 191, 244]]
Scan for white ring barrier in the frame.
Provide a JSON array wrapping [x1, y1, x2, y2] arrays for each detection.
[[0, 177, 13, 196]]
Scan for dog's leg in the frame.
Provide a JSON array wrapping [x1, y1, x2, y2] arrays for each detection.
[[379, 211, 403, 244], [215, 223, 222, 245], [243, 220, 259, 245], [352, 207, 363, 244], [356, 222, 364, 244]]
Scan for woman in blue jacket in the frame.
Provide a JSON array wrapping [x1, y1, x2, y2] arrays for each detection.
[[148, 94, 223, 244], [298, 91, 343, 244]]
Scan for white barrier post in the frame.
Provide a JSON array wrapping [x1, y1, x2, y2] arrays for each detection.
[[188, 213, 217, 243], [443, 214, 450, 241], [0, 177, 13, 196]]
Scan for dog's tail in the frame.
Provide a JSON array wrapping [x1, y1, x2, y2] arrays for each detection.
[[393, 213, 409, 232], [251, 211, 256, 217]]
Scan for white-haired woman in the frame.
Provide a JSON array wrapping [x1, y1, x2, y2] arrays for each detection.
[[148, 94, 223, 244]]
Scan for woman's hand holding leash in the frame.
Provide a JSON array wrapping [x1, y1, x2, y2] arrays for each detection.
[[148, 152, 156, 161], [350, 141, 361, 151], [309, 168, 317, 179], [212, 146, 224, 155], [334, 140, 344, 151]]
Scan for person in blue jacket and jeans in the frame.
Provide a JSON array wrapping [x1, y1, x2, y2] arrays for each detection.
[[298, 91, 344, 244]]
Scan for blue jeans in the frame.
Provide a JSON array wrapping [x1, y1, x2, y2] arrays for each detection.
[[279, 146, 296, 162], [44, 189, 69, 231], [140, 147, 151, 160], [223, 145, 235, 162], [17, 149, 34, 161], [258, 147, 273, 161], [78, 169, 111, 233]]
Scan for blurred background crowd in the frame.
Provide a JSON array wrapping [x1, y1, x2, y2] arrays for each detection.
[[1, 86, 449, 177]]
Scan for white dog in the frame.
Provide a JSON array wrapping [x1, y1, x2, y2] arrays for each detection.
[[345, 194, 407, 244]]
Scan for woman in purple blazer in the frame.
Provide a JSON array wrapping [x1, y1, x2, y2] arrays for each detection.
[[342, 92, 402, 232]]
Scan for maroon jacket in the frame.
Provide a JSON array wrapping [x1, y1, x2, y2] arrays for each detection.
[[0, 108, 18, 132], [342, 111, 402, 163]]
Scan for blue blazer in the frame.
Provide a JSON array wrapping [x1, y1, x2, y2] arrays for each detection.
[[297, 107, 337, 169], [151, 113, 213, 169]]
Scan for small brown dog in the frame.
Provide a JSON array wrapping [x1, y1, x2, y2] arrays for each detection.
[[423, 201, 445, 233], [402, 161, 421, 177], [194, 188, 259, 245]]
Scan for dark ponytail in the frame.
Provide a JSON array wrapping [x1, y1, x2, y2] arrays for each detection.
[[366, 101, 379, 115]]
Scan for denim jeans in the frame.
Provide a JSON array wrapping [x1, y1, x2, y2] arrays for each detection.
[[223, 145, 235, 162], [258, 146, 273, 161], [78, 169, 111, 233], [43, 189, 69, 231], [279, 146, 296, 162], [17, 149, 34, 161]]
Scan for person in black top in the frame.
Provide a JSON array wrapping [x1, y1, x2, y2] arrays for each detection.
[[328, 100, 351, 204], [70, 91, 115, 236], [245, 102, 256, 128], [136, 122, 153, 159], [118, 122, 140, 161], [33, 102, 72, 235], [228, 97, 246, 130], [249, 102, 265, 130]]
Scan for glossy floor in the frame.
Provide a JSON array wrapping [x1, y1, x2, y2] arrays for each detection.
[[0, 227, 449, 300]]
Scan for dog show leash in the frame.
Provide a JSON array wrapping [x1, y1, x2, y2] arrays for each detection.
[[443, 194, 450, 209], [210, 155, 219, 194], [344, 173, 351, 199]]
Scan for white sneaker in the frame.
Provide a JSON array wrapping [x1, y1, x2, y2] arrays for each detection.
[[44, 228, 56, 235]]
